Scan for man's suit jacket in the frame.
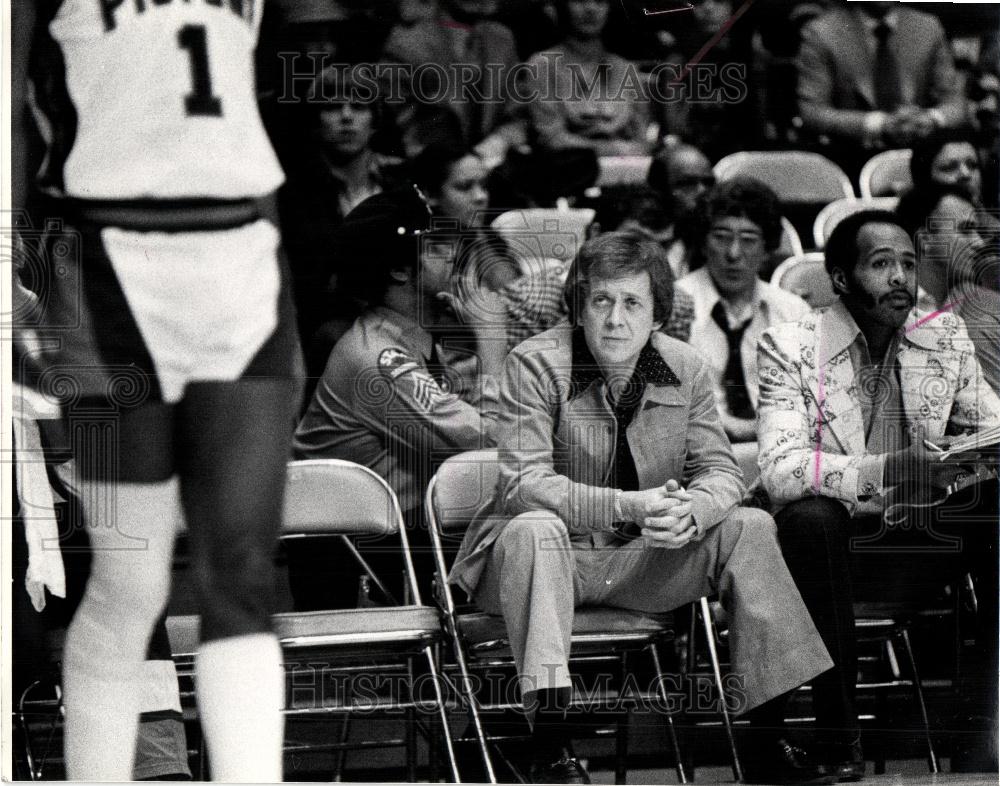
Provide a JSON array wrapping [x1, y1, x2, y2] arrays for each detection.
[[450, 324, 745, 596], [797, 5, 965, 143], [756, 303, 1000, 517]]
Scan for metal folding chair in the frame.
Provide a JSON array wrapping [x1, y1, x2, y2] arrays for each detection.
[[812, 197, 900, 249], [771, 251, 837, 308], [859, 149, 913, 200], [425, 450, 690, 784], [168, 459, 459, 782]]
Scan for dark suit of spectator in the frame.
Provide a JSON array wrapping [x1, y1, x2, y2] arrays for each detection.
[[797, 3, 968, 176]]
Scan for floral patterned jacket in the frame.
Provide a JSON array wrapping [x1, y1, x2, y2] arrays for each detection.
[[756, 300, 1000, 516]]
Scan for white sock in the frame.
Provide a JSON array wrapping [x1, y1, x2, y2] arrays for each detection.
[[196, 633, 285, 782]]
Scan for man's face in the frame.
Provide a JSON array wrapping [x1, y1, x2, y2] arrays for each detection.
[[703, 215, 768, 300], [318, 102, 374, 159], [580, 270, 661, 373], [668, 148, 715, 216], [841, 223, 916, 330]]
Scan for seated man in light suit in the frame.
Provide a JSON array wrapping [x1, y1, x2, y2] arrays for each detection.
[[451, 232, 834, 784], [757, 210, 1000, 778]]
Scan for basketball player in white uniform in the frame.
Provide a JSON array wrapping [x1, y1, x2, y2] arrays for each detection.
[[13, 0, 302, 780]]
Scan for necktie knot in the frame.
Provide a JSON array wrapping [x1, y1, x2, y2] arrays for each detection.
[[874, 20, 892, 45]]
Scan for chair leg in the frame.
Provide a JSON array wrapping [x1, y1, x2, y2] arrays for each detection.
[[331, 714, 351, 781], [423, 645, 461, 783], [699, 596, 743, 783], [648, 643, 688, 784], [897, 627, 939, 773], [614, 652, 629, 785], [449, 638, 497, 783]]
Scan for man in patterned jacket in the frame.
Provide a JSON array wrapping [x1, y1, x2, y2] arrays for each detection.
[[757, 210, 1000, 777]]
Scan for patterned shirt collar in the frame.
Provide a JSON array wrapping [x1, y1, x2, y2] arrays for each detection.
[[569, 327, 680, 399]]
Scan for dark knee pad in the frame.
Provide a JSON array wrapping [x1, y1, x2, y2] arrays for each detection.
[[192, 535, 275, 641]]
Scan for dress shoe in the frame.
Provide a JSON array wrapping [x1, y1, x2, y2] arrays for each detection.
[[529, 748, 591, 784], [742, 738, 839, 784], [822, 740, 865, 782]]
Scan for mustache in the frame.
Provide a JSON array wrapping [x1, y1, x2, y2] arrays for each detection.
[[879, 289, 914, 303]]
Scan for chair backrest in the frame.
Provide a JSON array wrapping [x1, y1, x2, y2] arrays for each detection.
[[714, 151, 855, 204], [778, 216, 804, 259], [427, 450, 501, 535], [283, 459, 402, 537], [597, 155, 653, 187], [491, 208, 595, 277], [771, 251, 837, 308], [859, 148, 912, 199], [812, 196, 900, 249]]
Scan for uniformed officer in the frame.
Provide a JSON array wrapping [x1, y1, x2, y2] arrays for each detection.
[[289, 186, 505, 608]]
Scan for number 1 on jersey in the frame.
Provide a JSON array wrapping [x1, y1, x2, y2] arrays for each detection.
[[178, 25, 223, 116]]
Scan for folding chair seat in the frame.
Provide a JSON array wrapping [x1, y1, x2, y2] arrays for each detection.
[[425, 449, 690, 784], [167, 459, 459, 782], [597, 155, 654, 187]]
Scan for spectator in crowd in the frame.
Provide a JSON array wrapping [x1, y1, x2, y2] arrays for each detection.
[[410, 143, 568, 351], [797, 0, 968, 178], [757, 210, 1000, 778], [451, 232, 834, 785], [279, 64, 405, 386], [526, 0, 651, 157], [896, 183, 1000, 393], [655, 0, 763, 161], [289, 186, 503, 609], [381, 0, 527, 161], [645, 142, 716, 280], [909, 136, 985, 205], [675, 179, 809, 444]]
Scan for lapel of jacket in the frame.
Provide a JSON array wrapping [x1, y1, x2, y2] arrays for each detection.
[[808, 307, 867, 455]]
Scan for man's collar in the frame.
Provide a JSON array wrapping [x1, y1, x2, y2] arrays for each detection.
[[856, 6, 898, 32], [373, 305, 435, 360], [696, 268, 764, 321], [569, 328, 680, 398], [820, 298, 926, 364]]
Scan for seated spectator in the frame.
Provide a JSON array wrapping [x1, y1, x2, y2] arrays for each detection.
[[645, 142, 716, 280], [410, 143, 568, 351], [896, 183, 1000, 393], [909, 135, 985, 205], [288, 187, 502, 609], [526, 0, 651, 157], [655, 0, 762, 161], [797, 0, 969, 178], [451, 232, 835, 785], [757, 210, 1000, 777], [381, 0, 526, 161], [676, 179, 809, 444], [279, 64, 404, 383]]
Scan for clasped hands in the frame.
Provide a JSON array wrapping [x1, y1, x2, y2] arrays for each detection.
[[619, 480, 697, 549]]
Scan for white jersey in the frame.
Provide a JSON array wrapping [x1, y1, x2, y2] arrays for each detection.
[[42, 0, 284, 200]]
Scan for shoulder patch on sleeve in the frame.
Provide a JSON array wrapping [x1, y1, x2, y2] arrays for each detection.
[[378, 347, 420, 379]]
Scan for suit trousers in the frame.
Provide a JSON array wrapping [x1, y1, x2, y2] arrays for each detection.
[[774, 480, 999, 741], [474, 506, 833, 713]]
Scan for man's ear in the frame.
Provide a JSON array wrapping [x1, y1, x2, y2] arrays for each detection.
[[829, 266, 850, 297], [388, 266, 411, 284]]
